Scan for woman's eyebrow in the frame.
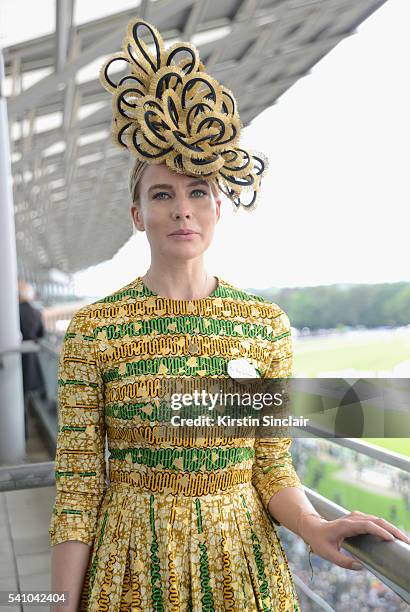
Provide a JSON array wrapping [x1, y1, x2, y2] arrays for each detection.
[[148, 180, 209, 193]]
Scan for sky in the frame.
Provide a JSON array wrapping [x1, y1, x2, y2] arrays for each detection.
[[1, 0, 408, 297]]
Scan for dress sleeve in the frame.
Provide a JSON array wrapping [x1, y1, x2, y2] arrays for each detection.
[[251, 307, 303, 524], [49, 307, 107, 546]]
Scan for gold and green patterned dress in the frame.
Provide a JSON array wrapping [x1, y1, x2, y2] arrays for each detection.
[[49, 275, 303, 611]]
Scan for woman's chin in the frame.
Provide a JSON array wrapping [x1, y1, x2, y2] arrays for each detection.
[[164, 242, 206, 258]]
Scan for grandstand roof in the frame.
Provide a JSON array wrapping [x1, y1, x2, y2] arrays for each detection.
[[3, 0, 387, 277]]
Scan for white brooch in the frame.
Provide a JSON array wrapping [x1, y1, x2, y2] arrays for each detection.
[[227, 358, 260, 380]]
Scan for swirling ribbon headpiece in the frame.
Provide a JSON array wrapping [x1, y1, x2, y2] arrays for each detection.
[[99, 19, 269, 211]]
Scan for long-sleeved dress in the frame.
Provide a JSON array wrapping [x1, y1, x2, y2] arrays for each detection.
[[49, 275, 304, 611]]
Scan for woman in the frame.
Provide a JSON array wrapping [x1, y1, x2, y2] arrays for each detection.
[[49, 18, 409, 612]]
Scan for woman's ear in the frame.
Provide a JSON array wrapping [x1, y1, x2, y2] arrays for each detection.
[[131, 204, 145, 232], [215, 196, 222, 223]]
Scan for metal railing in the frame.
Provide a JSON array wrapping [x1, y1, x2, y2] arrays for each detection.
[[305, 487, 410, 603], [304, 423, 410, 472], [0, 339, 40, 356], [292, 575, 335, 611]]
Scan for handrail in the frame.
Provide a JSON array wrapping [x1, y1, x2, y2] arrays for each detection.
[[0, 337, 60, 357], [0, 340, 40, 356], [304, 486, 410, 603], [291, 574, 335, 611], [0, 461, 55, 491], [303, 423, 410, 472]]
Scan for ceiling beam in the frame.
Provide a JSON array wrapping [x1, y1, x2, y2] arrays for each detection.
[[7, 0, 195, 119], [55, 0, 75, 72]]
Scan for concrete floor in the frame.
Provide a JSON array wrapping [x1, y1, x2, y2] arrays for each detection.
[[0, 408, 56, 611]]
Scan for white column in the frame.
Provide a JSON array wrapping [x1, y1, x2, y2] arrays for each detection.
[[0, 50, 26, 464]]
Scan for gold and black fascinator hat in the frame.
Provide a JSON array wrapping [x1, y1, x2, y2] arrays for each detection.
[[99, 19, 269, 211]]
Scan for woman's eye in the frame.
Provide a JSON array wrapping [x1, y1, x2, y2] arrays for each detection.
[[153, 189, 208, 200], [152, 192, 169, 200]]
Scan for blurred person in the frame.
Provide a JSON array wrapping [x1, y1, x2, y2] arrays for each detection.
[[18, 280, 45, 439]]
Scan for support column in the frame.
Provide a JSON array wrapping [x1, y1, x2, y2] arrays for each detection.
[[0, 50, 26, 464]]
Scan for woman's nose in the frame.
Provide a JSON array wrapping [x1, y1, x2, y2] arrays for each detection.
[[171, 197, 193, 219], [173, 210, 192, 219]]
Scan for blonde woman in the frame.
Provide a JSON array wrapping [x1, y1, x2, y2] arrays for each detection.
[[49, 19, 409, 612]]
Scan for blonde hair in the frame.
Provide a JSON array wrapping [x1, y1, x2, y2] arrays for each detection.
[[129, 159, 221, 207]]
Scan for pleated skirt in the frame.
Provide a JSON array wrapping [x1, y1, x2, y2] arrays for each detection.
[[79, 481, 301, 611]]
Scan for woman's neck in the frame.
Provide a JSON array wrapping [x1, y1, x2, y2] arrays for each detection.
[[141, 265, 218, 300]]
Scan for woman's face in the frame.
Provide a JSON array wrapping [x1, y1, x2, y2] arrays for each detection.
[[131, 164, 221, 261]]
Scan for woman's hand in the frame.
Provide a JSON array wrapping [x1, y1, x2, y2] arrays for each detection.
[[299, 510, 410, 571]]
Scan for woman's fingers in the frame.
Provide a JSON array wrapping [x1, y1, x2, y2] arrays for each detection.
[[365, 516, 410, 544], [347, 511, 410, 544], [310, 512, 410, 572], [318, 543, 364, 571], [341, 518, 395, 541]]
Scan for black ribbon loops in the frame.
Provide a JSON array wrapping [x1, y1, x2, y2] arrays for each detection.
[[99, 17, 269, 211]]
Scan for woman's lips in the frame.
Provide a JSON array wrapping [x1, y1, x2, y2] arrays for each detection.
[[168, 232, 199, 240]]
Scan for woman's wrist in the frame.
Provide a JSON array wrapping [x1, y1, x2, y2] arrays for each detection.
[[296, 511, 327, 545]]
